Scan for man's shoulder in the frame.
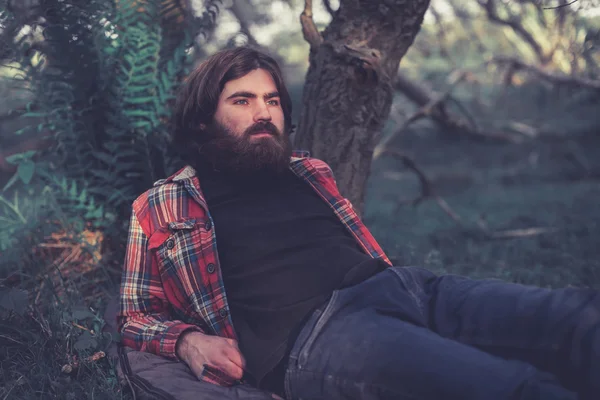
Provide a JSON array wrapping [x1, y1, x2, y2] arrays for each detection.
[[291, 151, 335, 180], [291, 150, 330, 168], [132, 166, 194, 213]]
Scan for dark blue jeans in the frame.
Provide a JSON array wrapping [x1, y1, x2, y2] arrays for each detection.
[[283, 267, 600, 400]]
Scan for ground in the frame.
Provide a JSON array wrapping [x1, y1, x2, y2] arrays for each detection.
[[366, 114, 600, 289]]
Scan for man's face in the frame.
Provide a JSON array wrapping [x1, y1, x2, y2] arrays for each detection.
[[197, 68, 292, 175]]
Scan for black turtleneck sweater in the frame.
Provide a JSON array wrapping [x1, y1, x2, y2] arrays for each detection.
[[195, 165, 388, 395]]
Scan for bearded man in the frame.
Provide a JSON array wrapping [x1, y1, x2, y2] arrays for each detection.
[[117, 46, 599, 400]]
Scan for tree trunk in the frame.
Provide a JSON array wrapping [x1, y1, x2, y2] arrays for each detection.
[[294, 0, 430, 214]]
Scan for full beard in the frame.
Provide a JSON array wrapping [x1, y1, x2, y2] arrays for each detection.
[[196, 120, 293, 176]]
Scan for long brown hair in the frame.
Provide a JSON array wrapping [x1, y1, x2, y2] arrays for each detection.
[[171, 46, 293, 163]]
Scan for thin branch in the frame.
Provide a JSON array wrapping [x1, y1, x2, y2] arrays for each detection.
[[447, 0, 488, 55], [429, 5, 455, 66], [300, 0, 323, 49], [544, 0, 578, 9]]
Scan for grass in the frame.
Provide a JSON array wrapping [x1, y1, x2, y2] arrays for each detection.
[[1, 304, 127, 400]]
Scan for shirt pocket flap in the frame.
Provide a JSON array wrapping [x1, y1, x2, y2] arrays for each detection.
[[168, 218, 197, 231], [148, 219, 197, 250]]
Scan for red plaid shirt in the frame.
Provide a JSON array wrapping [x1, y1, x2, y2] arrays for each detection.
[[118, 152, 391, 385]]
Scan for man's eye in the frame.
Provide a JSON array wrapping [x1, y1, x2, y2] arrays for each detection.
[[234, 99, 248, 105], [267, 100, 280, 106]]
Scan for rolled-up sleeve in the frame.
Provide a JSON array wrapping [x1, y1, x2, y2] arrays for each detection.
[[117, 208, 203, 360]]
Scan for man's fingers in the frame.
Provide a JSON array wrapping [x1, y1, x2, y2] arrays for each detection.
[[220, 360, 244, 379], [224, 346, 246, 369]]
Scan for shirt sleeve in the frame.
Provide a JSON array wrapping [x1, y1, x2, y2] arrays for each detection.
[[117, 208, 204, 360]]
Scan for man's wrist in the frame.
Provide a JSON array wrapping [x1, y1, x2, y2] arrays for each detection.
[[176, 329, 201, 361]]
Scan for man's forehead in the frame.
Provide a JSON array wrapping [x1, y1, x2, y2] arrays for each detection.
[[220, 69, 278, 97]]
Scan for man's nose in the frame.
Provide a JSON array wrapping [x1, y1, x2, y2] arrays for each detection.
[[253, 103, 272, 122]]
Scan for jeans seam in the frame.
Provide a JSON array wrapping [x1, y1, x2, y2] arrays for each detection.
[[388, 267, 427, 317]]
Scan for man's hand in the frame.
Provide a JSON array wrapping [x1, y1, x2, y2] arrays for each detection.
[[176, 331, 246, 380]]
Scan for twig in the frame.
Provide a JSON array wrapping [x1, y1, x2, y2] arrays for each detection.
[[489, 227, 558, 239], [0, 334, 25, 346], [376, 149, 464, 224], [300, 0, 323, 49], [61, 351, 106, 374], [544, 0, 578, 9], [72, 321, 92, 332], [34, 279, 45, 306], [2, 376, 24, 400], [30, 307, 53, 337]]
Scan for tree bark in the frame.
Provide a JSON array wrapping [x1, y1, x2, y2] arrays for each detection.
[[294, 0, 431, 214]]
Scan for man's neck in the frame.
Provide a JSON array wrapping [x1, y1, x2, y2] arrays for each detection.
[[193, 159, 289, 184]]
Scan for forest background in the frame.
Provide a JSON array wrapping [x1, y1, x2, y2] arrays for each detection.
[[0, 0, 599, 398]]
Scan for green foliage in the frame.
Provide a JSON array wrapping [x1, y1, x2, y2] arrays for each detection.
[[405, 1, 600, 82], [0, 1, 222, 397], [1, 0, 222, 230], [0, 172, 108, 253]]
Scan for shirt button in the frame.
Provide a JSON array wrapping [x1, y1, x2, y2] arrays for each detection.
[[204, 220, 212, 231], [166, 239, 174, 250], [206, 263, 216, 274], [219, 308, 228, 318]]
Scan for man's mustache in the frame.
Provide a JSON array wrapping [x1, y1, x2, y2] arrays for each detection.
[[245, 122, 280, 137]]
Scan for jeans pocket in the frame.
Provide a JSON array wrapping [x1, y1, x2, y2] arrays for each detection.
[[295, 290, 341, 368]]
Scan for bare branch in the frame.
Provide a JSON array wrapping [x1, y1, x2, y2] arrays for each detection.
[[385, 71, 521, 146], [375, 70, 471, 159], [230, 0, 259, 46], [323, 0, 336, 16], [492, 56, 600, 90], [376, 148, 464, 223], [300, 0, 323, 49], [478, 0, 548, 63], [447, 0, 488, 59]]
